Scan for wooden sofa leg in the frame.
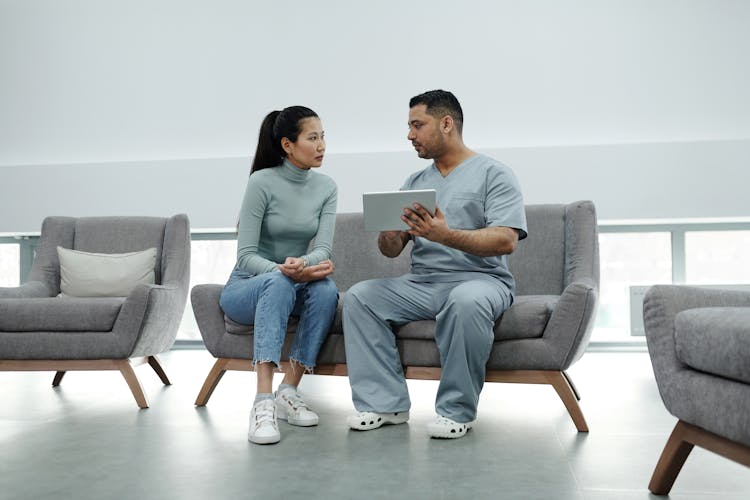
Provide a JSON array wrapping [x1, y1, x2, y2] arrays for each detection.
[[116, 360, 149, 409], [52, 371, 66, 387], [195, 359, 230, 407], [546, 371, 589, 432], [649, 421, 694, 495], [562, 370, 581, 401], [147, 355, 171, 385]]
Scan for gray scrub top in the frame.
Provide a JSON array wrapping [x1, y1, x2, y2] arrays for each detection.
[[400, 154, 527, 291]]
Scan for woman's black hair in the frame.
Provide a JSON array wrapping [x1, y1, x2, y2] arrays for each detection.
[[249, 106, 319, 175]]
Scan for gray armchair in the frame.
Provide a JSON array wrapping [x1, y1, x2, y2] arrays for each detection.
[[0, 214, 190, 408], [192, 202, 599, 432], [643, 285, 750, 495]]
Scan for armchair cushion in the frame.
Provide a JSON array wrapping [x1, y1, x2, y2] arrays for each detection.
[[0, 297, 123, 332], [675, 306, 750, 385], [58, 246, 156, 297]]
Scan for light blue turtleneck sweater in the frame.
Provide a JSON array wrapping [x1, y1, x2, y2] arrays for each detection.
[[234, 159, 338, 275]]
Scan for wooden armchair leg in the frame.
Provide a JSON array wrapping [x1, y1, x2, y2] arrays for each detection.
[[52, 371, 66, 387], [116, 360, 149, 409], [649, 420, 750, 495], [546, 371, 589, 432], [147, 355, 171, 385], [195, 358, 231, 406], [649, 421, 694, 495]]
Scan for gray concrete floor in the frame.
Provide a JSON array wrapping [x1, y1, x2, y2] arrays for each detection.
[[1, 350, 749, 500]]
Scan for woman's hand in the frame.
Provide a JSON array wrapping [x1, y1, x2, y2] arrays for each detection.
[[278, 257, 305, 276], [278, 258, 335, 282]]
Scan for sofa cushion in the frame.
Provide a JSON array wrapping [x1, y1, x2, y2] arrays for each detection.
[[225, 293, 556, 342], [224, 314, 299, 335], [674, 306, 750, 384], [0, 297, 124, 332], [380, 294, 557, 341], [494, 295, 558, 340]]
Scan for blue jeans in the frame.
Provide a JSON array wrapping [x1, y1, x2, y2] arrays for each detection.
[[219, 270, 338, 369]]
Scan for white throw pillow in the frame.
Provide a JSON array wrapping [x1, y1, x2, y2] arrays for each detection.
[[57, 246, 157, 297]]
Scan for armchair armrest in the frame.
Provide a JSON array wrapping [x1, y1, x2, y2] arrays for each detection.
[[643, 285, 750, 384], [644, 285, 750, 440], [112, 282, 186, 357], [0, 281, 52, 299]]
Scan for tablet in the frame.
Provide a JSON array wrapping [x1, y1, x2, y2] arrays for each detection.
[[362, 189, 437, 232]]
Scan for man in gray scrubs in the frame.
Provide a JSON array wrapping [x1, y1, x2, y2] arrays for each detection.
[[344, 89, 528, 439]]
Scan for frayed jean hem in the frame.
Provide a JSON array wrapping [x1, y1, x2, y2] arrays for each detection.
[[288, 356, 315, 374], [253, 358, 281, 370]]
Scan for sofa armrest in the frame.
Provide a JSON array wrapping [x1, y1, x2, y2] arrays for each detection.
[[0, 281, 52, 299], [540, 279, 598, 369], [190, 284, 225, 356], [563, 201, 599, 290]]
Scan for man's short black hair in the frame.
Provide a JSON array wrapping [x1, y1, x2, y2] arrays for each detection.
[[409, 89, 463, 134]]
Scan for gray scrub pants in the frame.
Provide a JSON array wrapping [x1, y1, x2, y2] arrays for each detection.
[[343, 275, 512, 423]]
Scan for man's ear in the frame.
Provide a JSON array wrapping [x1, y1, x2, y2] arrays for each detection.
[[441, 116, 453, 134]]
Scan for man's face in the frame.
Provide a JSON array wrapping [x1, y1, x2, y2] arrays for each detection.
[[407, 105, 445, 159]]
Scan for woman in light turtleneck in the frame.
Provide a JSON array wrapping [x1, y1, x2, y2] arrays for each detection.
[[220, 106, 338, 445]]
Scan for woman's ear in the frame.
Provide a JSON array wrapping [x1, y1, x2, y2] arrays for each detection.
[[281, 137, 292, 155]]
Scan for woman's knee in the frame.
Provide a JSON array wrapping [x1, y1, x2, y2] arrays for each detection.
[[260, 271, 296, 295], [309, 278, 339, 308]]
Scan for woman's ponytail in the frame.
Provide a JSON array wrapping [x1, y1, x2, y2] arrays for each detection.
[[249, 110, 283, 175]]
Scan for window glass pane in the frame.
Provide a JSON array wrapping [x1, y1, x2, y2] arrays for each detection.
[[594, 232, 672, 341], [685, 230, 750, 284], [0, 243, 20, 287], [178, 239, 237, 340]]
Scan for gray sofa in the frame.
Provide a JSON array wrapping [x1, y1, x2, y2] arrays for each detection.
[[192, 201, 599, 431], [643, 285, 750, 495], [0, 214, 191, 408]]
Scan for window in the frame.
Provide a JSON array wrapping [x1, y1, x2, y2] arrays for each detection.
[[0, 243, 20, 287], [685, 230, 750, 285], [5, 224, 747, 346], [177, 238, 237, 340], [594, 232, 672, 341]]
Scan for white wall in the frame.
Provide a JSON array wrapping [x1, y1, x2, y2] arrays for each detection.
[[1, 1, 749, 232]]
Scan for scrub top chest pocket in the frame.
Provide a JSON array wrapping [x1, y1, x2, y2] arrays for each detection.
[[445, 191, 485, 230]]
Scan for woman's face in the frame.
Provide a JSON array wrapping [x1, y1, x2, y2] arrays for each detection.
[[282, 117, 326, 169]]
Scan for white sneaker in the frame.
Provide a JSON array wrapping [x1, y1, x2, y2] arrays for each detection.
[[248, 399, 280, 444], [347, 411, 410, 431], [427, 415, 473, 439], [275, 387, 319, 427]]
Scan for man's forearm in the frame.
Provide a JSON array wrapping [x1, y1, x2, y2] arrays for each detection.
[[440, 226, 518, 257]]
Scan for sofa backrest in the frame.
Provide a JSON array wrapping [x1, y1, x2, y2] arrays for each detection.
[[331, 213, 411, 292], [509, 204, 567, 296], [332, 201, 598, 297]]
